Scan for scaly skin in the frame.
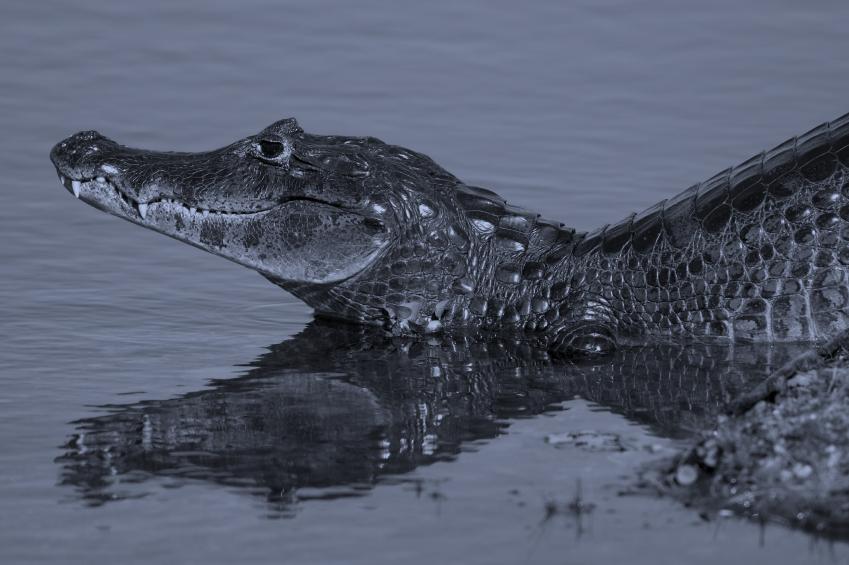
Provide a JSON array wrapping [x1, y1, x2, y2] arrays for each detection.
[[50, 113, 849, 355]]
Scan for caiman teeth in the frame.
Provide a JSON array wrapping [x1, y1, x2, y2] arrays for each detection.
[[61, 174, 269, 219]]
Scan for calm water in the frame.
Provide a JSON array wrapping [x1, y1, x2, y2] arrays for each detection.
[[4, 1, 849, 563]]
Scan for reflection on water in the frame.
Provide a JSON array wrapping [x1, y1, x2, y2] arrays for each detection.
[[57, 321, 807, 514]]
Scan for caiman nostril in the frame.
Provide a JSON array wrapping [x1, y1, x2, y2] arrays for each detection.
[[74, 130, 105, 142], [50, 130, 118, 173]]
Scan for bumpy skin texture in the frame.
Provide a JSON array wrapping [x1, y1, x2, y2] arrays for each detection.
[[569, 115, 849, 346], [50, 113, 849, 354]]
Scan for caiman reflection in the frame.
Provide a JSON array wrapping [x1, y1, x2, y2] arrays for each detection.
[[56, 323, 807, 513]]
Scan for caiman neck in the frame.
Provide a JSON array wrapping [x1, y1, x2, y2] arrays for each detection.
[[436, 212, 586, 336], [266, 183, 604, 344]]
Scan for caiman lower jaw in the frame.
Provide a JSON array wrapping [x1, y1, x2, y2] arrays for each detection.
[[55, 169, 392, 284], [55, 172, 275, 223], [55, 172, 388, 234]]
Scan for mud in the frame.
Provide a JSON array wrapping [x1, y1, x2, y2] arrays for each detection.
[[660, 331, 849, 538]]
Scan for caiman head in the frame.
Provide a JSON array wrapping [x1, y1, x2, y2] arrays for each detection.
[[50, 118, 482, 329]]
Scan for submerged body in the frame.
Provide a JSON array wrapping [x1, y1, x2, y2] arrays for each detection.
[[50, 113, 849, 354]]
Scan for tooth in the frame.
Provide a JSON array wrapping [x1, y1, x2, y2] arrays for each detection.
[[96, 176, 106, 183], [138, 202, 148, 219], [71, 180, 81, 198], [189, 207, 196, 214], [59, 175, 65, 186], [202, 210, 209, 218]]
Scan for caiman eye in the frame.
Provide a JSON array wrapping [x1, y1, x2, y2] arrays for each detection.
[[251, 135, 292, 165], [259, 139, 285, 158]]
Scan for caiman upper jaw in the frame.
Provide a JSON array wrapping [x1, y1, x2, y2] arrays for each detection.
[[50, 129, 271, 220]]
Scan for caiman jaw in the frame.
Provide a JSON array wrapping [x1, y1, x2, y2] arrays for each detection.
[[55, 172, 274, 224]]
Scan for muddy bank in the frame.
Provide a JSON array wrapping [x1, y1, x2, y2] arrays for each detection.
[[660, 332, 849, 537]]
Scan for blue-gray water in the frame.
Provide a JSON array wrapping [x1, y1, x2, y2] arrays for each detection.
[[4, 1, 849, 563]]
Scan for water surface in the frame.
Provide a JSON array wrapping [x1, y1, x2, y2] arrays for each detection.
[[4, 1, 849, 563]]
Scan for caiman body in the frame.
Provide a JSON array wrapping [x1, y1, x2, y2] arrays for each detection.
[[50, 113, 849, 354]]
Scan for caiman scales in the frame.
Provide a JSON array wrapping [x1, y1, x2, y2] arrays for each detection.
[[50, 113, 849, 355]]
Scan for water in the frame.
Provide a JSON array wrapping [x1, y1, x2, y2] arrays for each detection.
[[3, 1, 849, 562]]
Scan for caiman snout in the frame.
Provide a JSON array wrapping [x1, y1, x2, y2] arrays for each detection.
[[50, 130, 119, 188]]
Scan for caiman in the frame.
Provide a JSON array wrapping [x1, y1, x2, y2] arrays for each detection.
[[50, 113, 849, 355]]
